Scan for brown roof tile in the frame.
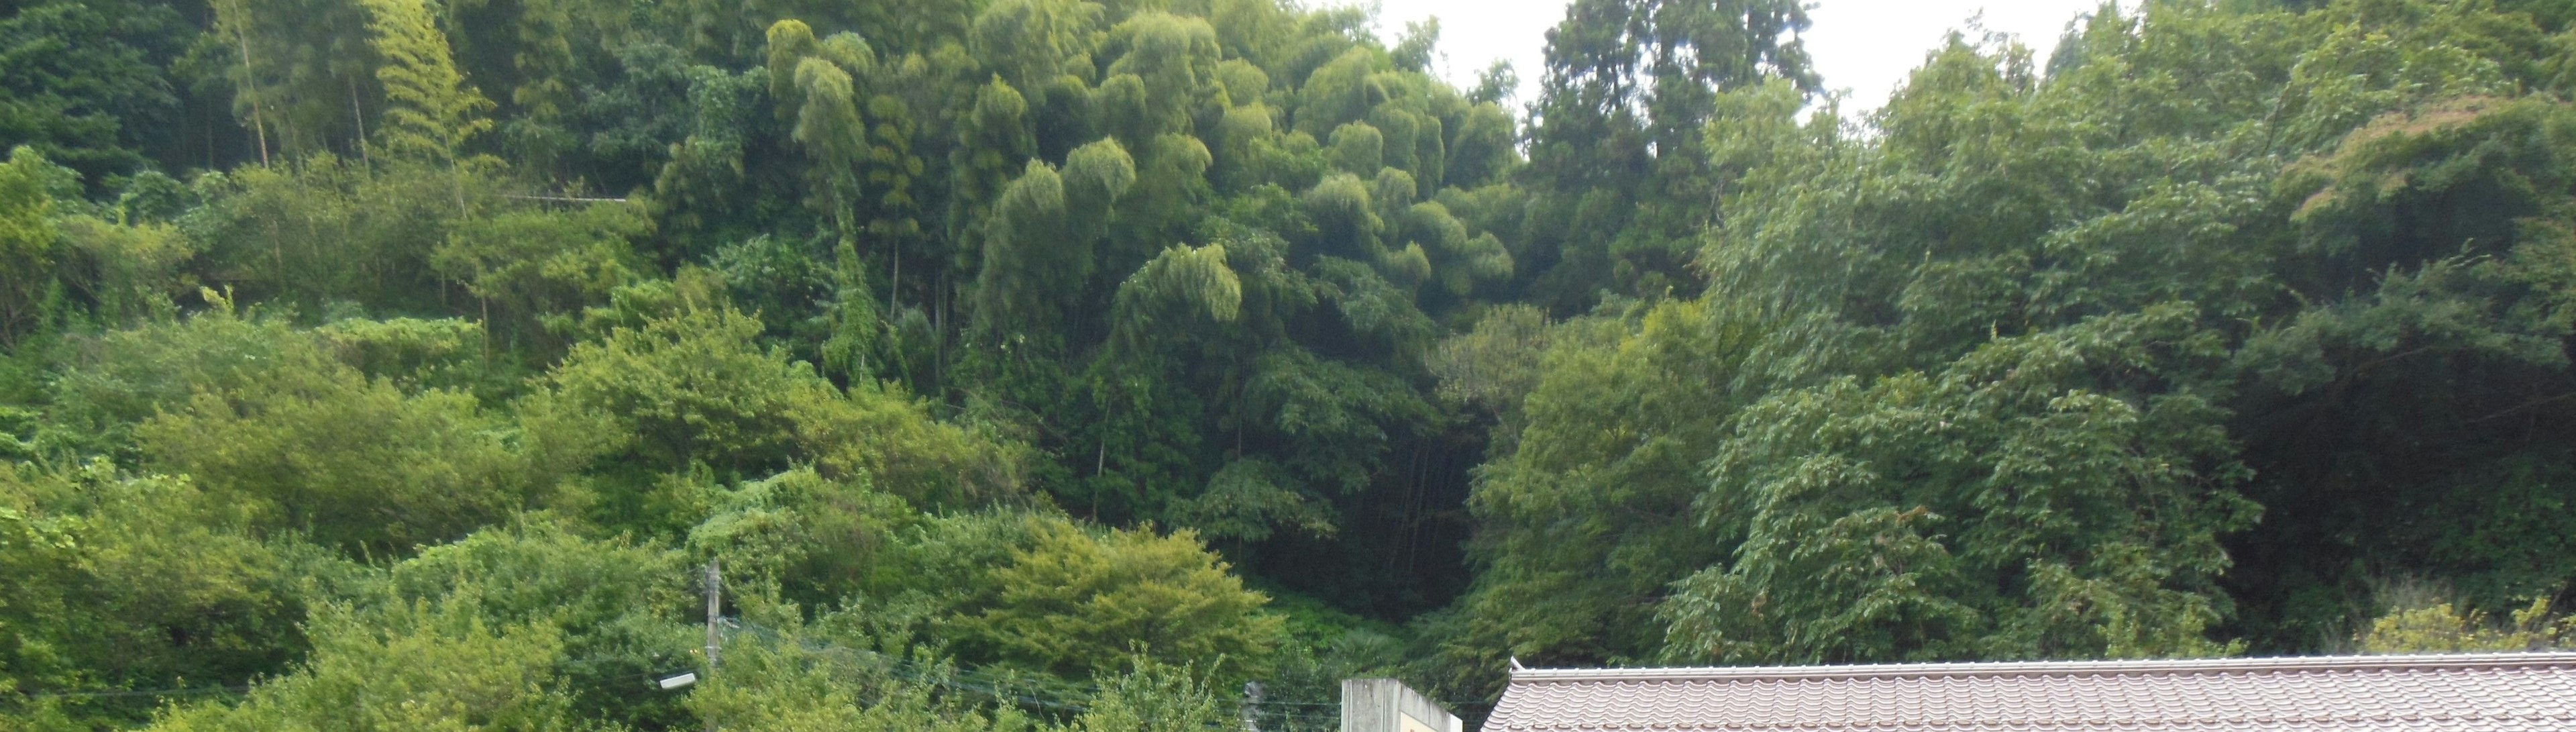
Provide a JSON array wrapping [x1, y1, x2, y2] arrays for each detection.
[[1485, 653, 2576, 731]]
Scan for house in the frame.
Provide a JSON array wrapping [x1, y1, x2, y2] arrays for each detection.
[[1483, 652, 2576, 731]]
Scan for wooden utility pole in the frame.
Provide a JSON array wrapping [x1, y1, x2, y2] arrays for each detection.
[[704, 560, 722, 671], [1241, 681, 1264, 732], [704, 559, 721, 732]]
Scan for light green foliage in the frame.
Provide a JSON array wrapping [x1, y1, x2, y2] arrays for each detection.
[[388, 519, 695, 729], [690, 510, 1293, 693], [521, 301, 828, 535], [1072, 660, 1233, 732], [1112, 244, 1244, 342], [1065, 138, 1141, 216], [766, 20, 826, 117], [798, 378, 1024, 509], [44, 289, 490, 449], [865, 510, 1040, 627], [57, 214, 192, 327], [434, 203, 651, 352], [527, 303, 1014, 528], [44, 293, 328, 452], [144, 599, 574, 732], [1100, 13, 1222, 145], [1, 462, 329, 730], [311, 317, 490, 392], [972, 0, 1106, 103], [359, 0, 496, 165], [960, 517, 1284, 681], [690, 468, 916, 609], [390, 519, 683, 640], [184, 156, 486, 315], [1294, 48, 1376, 138], [130, 306, 537, 554], [0, 148, 65, 347], [1389, 19, 1438, 72], [2357, 598, 2575, 653], [1301, 173, 1378, 256], [1327, 123, 1381, 174], [1401, 201, 1507, 296], [687, 616, 1040, 732], [525, 305, 830, 478], [1444, 103, 1516, 189]]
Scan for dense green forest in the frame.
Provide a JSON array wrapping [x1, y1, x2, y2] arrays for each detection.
[[8, 0, 2576, 729]]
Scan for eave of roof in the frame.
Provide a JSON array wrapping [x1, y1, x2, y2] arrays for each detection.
[[1507, 651, 2576, 682], [1490, 651, 2576, 731]]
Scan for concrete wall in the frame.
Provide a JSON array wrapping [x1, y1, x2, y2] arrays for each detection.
[[1342, 679, 1460, 732]]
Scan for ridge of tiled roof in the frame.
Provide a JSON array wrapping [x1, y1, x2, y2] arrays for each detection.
[[1508, 651, 2576, 682], [1487, 652, 2576, 731]]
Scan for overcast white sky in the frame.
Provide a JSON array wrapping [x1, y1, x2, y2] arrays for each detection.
[[1337, 0, 2130, 114]]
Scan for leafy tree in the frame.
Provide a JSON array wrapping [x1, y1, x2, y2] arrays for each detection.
[[522, 303, 824, 483], [1448, 299, 1780, 673], [525, 301, 1014, 531], [689, 468, 916, 611], [130, 305, 540, 555], [143, 598, 576, 732], [1666, 307, 2255, 664], [433, 201, 651, 354], [386, 519, 697, 729], [957, 517, 1285, 682]]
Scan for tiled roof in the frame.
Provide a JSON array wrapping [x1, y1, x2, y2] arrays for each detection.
[[1485, 652, 2576, 731]]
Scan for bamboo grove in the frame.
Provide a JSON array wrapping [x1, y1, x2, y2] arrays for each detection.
[[7, 0, 2576, 730]]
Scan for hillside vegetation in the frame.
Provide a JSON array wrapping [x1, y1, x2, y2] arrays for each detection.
[[7, 0, 2576, 730]]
